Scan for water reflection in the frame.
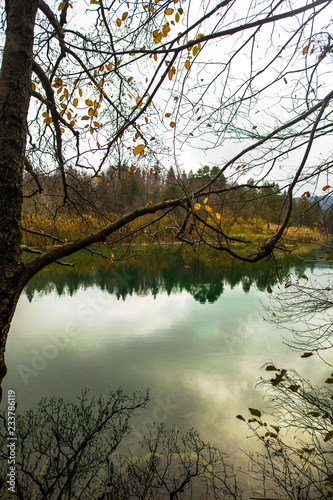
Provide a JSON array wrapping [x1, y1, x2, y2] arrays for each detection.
[[24, 247, 318, 303], [3, 246, 331, 498]]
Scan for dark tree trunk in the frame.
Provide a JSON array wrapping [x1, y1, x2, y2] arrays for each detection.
[[0, 0, 38, 400]]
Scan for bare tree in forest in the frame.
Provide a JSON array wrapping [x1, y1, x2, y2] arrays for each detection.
[[0, 389, 241, 499], [0, 0, 332, 396], [264, 266, 333, 360]]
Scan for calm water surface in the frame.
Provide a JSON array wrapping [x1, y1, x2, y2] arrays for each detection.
[[2, 249, 331, 490]]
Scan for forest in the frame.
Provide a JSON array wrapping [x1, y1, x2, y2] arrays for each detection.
[[22, 163, 329, 248]]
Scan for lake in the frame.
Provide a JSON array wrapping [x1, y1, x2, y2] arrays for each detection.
[[2, 246, 332, 495]]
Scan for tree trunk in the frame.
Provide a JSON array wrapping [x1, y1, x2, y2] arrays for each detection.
[[0, 0, 38, 400]]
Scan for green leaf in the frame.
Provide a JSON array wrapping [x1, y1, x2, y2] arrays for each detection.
[[270, 425, 280, 433], [325, 378, 333, 384], [249, 408, 261, 418], [236, 414, 246, 421], [301, 352, 313, 358], [324, 431, 333, 442], [266, 365, 278, 371], [193, 45, 198, 56], [175, 12, 180, 23], [267, 285, 272, 294], [307, 411, 321, 417]]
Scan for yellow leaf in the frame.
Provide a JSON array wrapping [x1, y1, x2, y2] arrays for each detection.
[[168, 69, 174, 80], [133, 144, 145, 155], [122, 12, 128, 21], [55, 77, 63, 87], [165, 8, 174, 15], [42, 112, 49, 117], [73, 98, 79, 106], [184, 265, 191, 269], [203, 197, 208, 204], [79, 88, 83, 97], [150, 167, 154, 174], [97, 141, 101, 149], [193, 203, 201, 211], [96, 176, 102, 183], [60, 127, 65, 133], [58, 2, 66, 11], [81, 116, 89, 120], [302, 46, 308, 55], [106, 63, 113, 70], [93, 121, 100, 127], [116, 18, 121, 27], [85, 99, 93, 107], [153, 30, 163, 43], [162, 23, 170, 36], [136, 96, 142, 106], [170, 122, 175, 128], [205, 205, 213, 213], [145, 117, 148, 124], [70, 120, 75, 127], [215, 213, 223, 221], [44, 116, 53, 125], [88, 108, 94, 116], [130, 166, 136, 171], [63, 88, 69, 98], [323, 185, 330, 191], [31, 82, 36, 91], [184, 60, 190, 70], [90, 0, 100, 4], [127, 77, 133, 82]]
